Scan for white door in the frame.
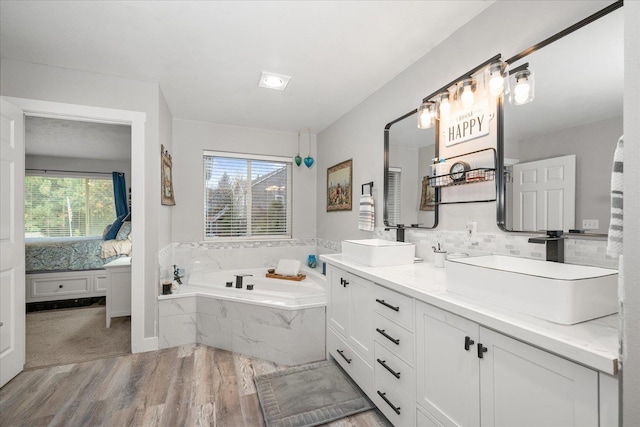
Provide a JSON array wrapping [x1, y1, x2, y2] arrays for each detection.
[[512, 155, 576, 231], [0, 99, 25, 387], [479, 327, 598, 427]]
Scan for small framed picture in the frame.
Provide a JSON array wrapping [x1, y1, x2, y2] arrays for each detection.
[[420, 176, 436, 211], [327, 159, 352, 211], [161, 144, 175, 206]]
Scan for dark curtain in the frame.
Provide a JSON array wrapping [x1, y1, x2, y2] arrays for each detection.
[[112, 172, 129, 218]]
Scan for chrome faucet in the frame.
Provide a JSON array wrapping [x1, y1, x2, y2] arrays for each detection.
[[528, 230, 565, 263], [234, 274, 253, 288]]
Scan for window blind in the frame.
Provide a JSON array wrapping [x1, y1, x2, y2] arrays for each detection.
[[387, 167, 402, 225], [204, 152, 292, 239], [24, 175, 115, 238]]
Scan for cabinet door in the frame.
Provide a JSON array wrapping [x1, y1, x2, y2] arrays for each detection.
[[328, 267, 349, 338], [479, 327, 598, 427], [348, 274, 372, 362], [416, 302, 480, 427]]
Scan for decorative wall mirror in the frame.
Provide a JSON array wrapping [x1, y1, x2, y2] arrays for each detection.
[[497, 1, 623, 236], [384, 110, 438, 230]]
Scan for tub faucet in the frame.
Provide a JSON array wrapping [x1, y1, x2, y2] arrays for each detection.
[[528, 230, 565, 263], [235, 274, 253, 288]]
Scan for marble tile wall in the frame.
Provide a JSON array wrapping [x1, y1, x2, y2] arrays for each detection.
[[158, 295, 326, 365]]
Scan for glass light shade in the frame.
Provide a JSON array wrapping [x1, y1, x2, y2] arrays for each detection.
[[458, 79, 476, 109], [488, 61, 509, 97], [436, 92, 451, 119], [509, 69, 535, 105], [417, 102, 436, 129]]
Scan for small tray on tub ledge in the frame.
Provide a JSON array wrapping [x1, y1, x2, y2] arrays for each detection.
[[266, 269, 306, 281]]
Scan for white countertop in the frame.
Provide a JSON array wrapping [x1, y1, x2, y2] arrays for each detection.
[[321, 254, 619, 375]]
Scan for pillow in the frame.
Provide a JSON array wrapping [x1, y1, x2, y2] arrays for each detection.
[[104, 214, 127, 241], [116, 221, 132, 241]]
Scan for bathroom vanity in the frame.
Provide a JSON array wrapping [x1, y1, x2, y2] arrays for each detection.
[[321, 254, 618, 427]]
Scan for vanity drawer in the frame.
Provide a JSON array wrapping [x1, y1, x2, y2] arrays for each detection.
[[374, 342, 414, 398], [373, 371, 415, 427], [327, 329, 373, 395], [373, 312, 414, 365], [30, 275, 91, 298], [373, 285, 414, 331]]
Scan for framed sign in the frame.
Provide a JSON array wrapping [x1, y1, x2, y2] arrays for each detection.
[[327, 159, 352, 211], [161, 144, 175, 206]]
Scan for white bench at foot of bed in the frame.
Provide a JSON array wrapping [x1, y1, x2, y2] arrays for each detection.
[[26, 270, 108, 303]]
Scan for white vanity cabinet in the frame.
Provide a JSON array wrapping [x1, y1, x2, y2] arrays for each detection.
[[371, 284, 416, 426], [327, 265, 374, 393], [416, 302, 600, 427]]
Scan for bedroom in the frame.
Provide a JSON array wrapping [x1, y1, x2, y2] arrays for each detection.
[[23, 116, 132, 367]]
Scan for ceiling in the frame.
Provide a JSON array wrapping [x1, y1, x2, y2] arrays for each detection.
[[0, 1, 494, 135], [25, 116, 132, 161]]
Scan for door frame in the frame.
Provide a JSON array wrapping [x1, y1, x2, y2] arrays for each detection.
[[1, 96, 154, 353]]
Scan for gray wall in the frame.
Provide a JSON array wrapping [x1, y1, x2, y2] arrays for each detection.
[[316, 1, 614, 242]]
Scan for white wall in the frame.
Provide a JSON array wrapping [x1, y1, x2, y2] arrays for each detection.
[[171, 119, 317, 242], [158, 89, 173, 251], [623, 0, 640, 424], [1, 59, 171, 347], [316, 1, 614, 243]]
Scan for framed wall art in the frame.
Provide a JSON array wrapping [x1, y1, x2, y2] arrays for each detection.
[[420, 176, 436, 211], [161, 144, 175, 206], [327, 159, 352, 211]]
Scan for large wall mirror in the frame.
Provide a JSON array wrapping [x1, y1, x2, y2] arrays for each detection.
[[498, 3, 623, 236], [384, 110, 438, 229]]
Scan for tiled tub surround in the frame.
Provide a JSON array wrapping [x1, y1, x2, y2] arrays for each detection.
[[158, 239, 318, 283], [158, 267, 327, 366]]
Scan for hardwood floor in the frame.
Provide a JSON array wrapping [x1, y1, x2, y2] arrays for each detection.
[[0, 344, 391, 427]]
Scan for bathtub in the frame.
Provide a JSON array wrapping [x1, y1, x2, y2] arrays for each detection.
[[158, 266, 327, 365], [184, 267, 326, 310]]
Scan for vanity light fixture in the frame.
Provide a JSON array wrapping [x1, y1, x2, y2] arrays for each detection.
[[509, 66, 535, 105], [417, 101, 436, 129], [487, 61, 509, 97], [458, 78, 477, 109], [258, 71, 291, 91]]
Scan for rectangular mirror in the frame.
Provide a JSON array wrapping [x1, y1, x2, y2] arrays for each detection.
[[384, 110, 438, 229], [498, 4, 623, 236]]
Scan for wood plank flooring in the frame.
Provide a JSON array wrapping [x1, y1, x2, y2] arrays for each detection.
[[0, 344, 391, 427]]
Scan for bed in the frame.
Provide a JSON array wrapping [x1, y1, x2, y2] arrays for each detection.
[[25, 223, 132, 303]]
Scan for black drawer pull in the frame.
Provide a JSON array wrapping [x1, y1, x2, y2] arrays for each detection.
[[375, 299, 399, 312], [336, 349, 352, 364], [377, 391, 401, 415], [477, 343, 488, 359], [376, 328, 400, 345], [464, 336, 475, 351], [376, 358, 400, 379], [59, 284, 64, 289]]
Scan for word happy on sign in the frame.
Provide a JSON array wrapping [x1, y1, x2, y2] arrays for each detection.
[[443, 100, 492, 146]]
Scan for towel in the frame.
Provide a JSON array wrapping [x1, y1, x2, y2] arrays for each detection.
[[358, 194, 375, 231], [275, 259, 301, 276], [606, 136, 623, 258]]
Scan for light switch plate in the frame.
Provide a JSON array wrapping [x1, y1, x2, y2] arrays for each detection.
[[582, 219, 599, 230]]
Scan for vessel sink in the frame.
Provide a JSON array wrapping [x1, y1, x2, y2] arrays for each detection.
[[446, 255, 618, 324], [341, 239, 415, 267]]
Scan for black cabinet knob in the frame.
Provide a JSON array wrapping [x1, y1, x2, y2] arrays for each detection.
[[477, 343, 488, 359], [464, 336, 475, 351], [58, 284, 63, 289]]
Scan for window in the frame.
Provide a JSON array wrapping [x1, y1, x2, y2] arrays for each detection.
[[204, 151, 292, 239], [387, 167, 402, 225], [25, 173, 115, 238]]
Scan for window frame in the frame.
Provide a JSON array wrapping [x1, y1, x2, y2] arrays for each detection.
[[24, 170, 116, 239], [203, 150, 293, 241]]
